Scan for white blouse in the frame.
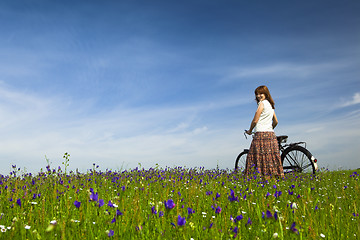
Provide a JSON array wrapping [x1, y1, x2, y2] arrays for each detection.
[[254, 100, 274, 132]]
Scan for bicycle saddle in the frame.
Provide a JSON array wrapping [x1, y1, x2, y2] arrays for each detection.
[[277, 135, 288, 143]]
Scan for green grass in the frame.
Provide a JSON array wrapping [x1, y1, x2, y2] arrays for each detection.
[[0, 164, 359, 239]]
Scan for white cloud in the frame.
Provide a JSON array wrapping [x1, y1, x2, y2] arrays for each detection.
[[0, 84, 245, 174], [338, 92, 360, 108], [222, 61, 349, 81]]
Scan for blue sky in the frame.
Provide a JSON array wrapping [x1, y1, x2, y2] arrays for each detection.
[[0, 0, 359, 174]]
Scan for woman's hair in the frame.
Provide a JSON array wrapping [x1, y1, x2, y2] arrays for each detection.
[[255, 85, 275, 109]]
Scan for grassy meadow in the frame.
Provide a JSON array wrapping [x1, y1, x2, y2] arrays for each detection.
[[0, 157, 359, 239]]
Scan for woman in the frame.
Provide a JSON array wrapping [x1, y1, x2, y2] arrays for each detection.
[[245, 85, 284, 178]]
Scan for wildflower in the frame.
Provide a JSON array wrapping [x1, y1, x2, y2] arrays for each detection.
[[234, 215, 243, 223], [290, 222, 299, 234], [209, 222, 213, 228], [216, 193, 221, 199], [111, 217, 116, 223], [90, 192, 98, 201], [273, 232, 278, 238], [116, 210, 123, 216], [151, 206, 157, 214], [108, 200, 115, 208], [232, 226, 238, 234], [291, 202, 298, 209], [74, 201, 81, 208], [24, 225, 31, 230], [98, 199, 105, 207], [228, 189, 238, 202], [108, 229, 114, 237], [215, 206, 221, 214], [246, 217, 252, 226], [188, 207, 195, 215], [177, 215, 186, 226], [274, 211, 278, 220], [16, 199, 21, 207], [164, 199, 175, 209], [266, 210, 273, 218], [159, 211, 164, 217], [274, 191, 282, 198], [320, 233, 325, 238]]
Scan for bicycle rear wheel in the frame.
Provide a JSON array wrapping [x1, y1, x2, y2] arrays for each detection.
[[281, 145, 316, 174], [235, 150, 248, 171]]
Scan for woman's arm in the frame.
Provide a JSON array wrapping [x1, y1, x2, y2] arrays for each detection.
[[246, 102, 263, 134], [272, 111, 278, 129]]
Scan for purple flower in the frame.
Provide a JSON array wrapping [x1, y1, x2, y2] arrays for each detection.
[[209, 222, 213, 229], [215, 206, 221, 214], [108, 229, 114, 237], [246, 217, 252, 226], [216, 193, 221, 199], [74, 200, 81, 208], [290, 222, 299, 234], [177, 215, 186, 226], [232, 226, 238, 234], [228, 189, 238, 202], [16, 198, 21, 207], [164, 199, 175, 209], [187, 207, 195, 215], [274, 211, 278, 220], [159, 211, 164, 217], [111, 217, 116, 223], [274, 191, 282, 198], [234, 215, 243, 223], [266, 210, 273, 218], [108, 200, 114, 208], [98, 199, 105, 207], [315, 205, 319, 211], [90, 192, 98, 201], [288, 190, 294, 195], [151, 206, 157, 214], [116, 210, 123, 216]]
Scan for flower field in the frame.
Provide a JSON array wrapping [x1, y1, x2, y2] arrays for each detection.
[[0, 160, 359, 239]]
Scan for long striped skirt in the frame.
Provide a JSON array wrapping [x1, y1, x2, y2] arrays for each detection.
[[245, 132, 284, 178]]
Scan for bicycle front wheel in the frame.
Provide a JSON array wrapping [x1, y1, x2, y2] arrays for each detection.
[[281, 145, 316, 174], [235, 150, 248, 171]]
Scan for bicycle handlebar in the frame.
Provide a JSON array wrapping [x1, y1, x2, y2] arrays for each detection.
[[244, 130, 254, 140]]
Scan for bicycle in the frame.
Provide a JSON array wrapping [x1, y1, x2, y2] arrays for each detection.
[[235, 132, 318, 174]]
